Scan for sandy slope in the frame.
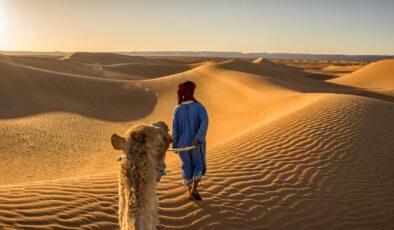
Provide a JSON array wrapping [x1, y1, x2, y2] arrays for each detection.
[[0, 55, 106, 78], [103, 63, 199, 80], [1, 94, 393, 229], [330, 59, 394, 96], [0, 59, 157, 121], [61, 52, 151, 65], [1, 57, 323, 184], [1, 54, 394, 229], [0, 54, 201, 80], [323, 64, 365, 73]]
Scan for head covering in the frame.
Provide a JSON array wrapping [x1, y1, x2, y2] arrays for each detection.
[[177, 81, 199, 104]]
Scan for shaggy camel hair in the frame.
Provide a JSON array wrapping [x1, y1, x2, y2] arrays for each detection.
[[111, 121, 172, 230]]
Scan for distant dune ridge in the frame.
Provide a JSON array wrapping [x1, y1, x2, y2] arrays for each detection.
[[0, 53, 394, 229], [330, 59, 394, 96], [2, 50, 393, 62], [121, 51, 394, 62], [61, 52, 150, 65], [0, 52, 203, 81], [322, 64, 364, 73]]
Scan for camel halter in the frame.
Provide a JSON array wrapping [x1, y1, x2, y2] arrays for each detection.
[[116, 155, 168, 182], [115, 145, 195, 161], [115, 145, 196, 182]]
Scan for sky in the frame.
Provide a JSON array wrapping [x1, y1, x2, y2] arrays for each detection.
[[0, 0, 393, 55]]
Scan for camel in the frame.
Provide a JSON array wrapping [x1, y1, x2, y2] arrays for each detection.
[[111, 121, 172, 230]]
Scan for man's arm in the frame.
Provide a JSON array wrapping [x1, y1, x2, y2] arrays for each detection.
[[194, 106, 208, 145], [171, 107, 179, 148]]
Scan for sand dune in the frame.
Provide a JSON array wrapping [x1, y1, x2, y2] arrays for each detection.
[[1, 94, 393, 229], [1, 55, 324, 185], [1, 53, 394, 229], [103, 62, 198, 79], [0, 59, 157, 120], [61, 52, 151, 65], [62, 52, 200, 65], [279, 59, 368, 80], [330, 59, 394, 96], [213, 59, 346, 93], [0, 55, 106, 77], [323, 64, 365, 73], [0, 54, 200, 80]]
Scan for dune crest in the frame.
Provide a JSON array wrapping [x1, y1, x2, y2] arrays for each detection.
[[61, 52, 149, 65]]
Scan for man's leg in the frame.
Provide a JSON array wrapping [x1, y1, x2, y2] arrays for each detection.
[[190, 147, 204, 200], [191, 180, 200, 194], [179, 151, 193, 193]]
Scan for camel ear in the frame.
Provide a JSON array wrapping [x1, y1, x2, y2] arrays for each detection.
[[111, 134, 126, 150]]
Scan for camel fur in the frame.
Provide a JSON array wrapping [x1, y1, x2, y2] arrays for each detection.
[[111, 121, 171, 230]]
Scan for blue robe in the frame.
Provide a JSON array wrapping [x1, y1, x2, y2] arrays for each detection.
[[172, 102, 209, 185]]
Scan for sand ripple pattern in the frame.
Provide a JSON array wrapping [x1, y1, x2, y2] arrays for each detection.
[[1, 94, 394, 229], [0, 113, 130, 185], [0, 173, 118, 229], [159, 94, 394, 229]]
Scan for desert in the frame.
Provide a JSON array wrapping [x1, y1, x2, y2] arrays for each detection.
[[1, 52, 393, 229]]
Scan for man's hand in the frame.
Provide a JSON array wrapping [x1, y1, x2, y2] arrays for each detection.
[[192, 140, 201, 147]]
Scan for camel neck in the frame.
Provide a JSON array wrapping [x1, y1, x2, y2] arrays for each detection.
[[120, 160, 158, 229]]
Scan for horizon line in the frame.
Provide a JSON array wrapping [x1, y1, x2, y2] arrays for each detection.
[[1, 50, 394, 57]]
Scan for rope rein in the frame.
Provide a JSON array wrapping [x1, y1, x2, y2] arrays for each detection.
[[116, 146, 196, 182]]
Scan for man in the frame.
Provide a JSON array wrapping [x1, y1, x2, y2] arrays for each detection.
[[171, 81, 208, 201]]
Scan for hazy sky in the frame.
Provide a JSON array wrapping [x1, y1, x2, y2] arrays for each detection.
[[0, 0, 393, 54]]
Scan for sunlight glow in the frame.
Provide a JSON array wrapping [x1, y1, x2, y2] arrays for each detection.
[[0, 6, 7, 47], [0, 1, 393, 54]]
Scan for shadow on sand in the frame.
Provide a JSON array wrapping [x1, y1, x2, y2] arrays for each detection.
[[0, 60, 157, 122]]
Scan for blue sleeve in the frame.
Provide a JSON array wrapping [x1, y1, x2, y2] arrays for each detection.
[[195, 105, 209, 144], [171, 107, 179, 148]]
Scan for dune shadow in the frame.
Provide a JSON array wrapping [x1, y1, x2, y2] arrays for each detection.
[[218, 60, 394, 103], [0, 60, 158, 122], [303, 72, 339, 81]]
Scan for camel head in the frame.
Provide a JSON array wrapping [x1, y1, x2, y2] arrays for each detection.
[[111, 121, 172, 180]]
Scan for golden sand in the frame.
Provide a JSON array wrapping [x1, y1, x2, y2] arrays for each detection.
[[1, 54, 393, 229]]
